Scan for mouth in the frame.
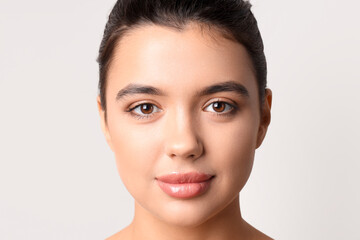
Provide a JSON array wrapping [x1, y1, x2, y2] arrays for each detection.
[[155, 172, 215, 199]]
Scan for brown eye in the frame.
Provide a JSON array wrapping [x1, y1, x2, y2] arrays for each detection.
[[140, 104, 154, 114], [128, 103, 162, 120], [204, 101, 235, 115], [212, 102, 225, 112]]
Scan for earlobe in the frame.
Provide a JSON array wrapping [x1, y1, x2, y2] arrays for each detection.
[[97, 95, 114, 152], [256, 88, 272, 149]]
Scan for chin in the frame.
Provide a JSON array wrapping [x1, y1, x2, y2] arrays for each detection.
[[153, 199, 219, 227], [161, 212, 210, 228]]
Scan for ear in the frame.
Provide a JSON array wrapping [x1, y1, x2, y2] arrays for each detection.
[[97, 95, 114, 152], [256, 88, 272, 149]]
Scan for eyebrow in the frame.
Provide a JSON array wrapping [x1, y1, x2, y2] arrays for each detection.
[[115, 80, 249, 101]]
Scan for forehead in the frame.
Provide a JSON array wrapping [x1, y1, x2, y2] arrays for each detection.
[[106, 23, 257, 99]]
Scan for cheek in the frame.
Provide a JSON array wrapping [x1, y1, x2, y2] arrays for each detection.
[[108, 118, 161, 196], [206, 116, 258, 190]]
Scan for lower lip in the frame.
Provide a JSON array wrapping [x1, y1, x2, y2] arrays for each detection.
[[156, 177, 213, 199]]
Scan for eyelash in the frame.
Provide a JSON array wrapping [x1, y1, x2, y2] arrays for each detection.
[[126, 100, 237, 120]]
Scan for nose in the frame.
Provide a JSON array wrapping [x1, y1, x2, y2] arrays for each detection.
[[164, 109, 204, 161]]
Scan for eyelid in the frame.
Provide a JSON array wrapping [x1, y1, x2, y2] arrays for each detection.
[[203, 97, 237, 109], [126, 101, 162, 120], [203, 99, 236, 114], [128, 99, 159, 108]]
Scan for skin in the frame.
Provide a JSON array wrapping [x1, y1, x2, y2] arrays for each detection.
[[97, 22, 272, 240]]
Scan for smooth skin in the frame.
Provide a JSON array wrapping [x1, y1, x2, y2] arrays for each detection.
[[97, 22, 272, 240]]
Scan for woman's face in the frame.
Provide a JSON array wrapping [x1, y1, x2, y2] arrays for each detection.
[[97, 23, 271, 226]]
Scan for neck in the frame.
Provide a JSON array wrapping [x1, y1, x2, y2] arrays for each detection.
[[128, 195, 250, 240]]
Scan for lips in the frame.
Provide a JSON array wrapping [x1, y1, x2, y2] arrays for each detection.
[[155, 172, 214, 199]]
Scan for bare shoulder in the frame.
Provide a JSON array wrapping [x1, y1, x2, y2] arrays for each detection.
[[105, 225, 132, 240], [251, 230, 274, 240], [243, 220, 274, 240]]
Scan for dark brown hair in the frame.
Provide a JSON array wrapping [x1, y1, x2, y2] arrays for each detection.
[[97, 0, 267, 119]]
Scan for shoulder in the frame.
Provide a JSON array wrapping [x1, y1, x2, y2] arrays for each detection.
[[242, 220, 274, 240], [251, 231, 274, 240], [105, 226, 132, 240]]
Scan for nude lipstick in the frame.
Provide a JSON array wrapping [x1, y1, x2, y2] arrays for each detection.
[[155, 172, 214, 199]]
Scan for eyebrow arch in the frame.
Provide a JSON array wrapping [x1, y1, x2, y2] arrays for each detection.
[[196, 81, 249, 98], [115, 80, 249, 101]]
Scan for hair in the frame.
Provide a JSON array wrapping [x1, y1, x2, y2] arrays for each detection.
[[97, 0, 267, 121]]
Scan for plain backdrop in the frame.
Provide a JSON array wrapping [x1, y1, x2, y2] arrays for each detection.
[[1, 0, 359, 239]]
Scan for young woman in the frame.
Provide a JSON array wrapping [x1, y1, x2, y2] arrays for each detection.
[[96, 0, 272, 239]]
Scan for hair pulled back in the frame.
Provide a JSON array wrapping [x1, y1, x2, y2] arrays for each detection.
[[97, 0, 267, 116]]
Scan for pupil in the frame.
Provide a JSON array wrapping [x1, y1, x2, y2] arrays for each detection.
[[214, 102, 225, 112], [141, 104, 153, 114]]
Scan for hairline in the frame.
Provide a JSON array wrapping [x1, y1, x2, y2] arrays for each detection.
[[100, 21, 262, 123]]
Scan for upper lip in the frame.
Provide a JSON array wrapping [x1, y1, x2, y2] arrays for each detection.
[[156, 172, 214, 184]]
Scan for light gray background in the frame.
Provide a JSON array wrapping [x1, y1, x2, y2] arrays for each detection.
[[1, 0, 359, 239]]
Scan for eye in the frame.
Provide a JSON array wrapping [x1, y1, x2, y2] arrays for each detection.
[[203, 101, 236, 116], [127, 103, 162, 119]]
